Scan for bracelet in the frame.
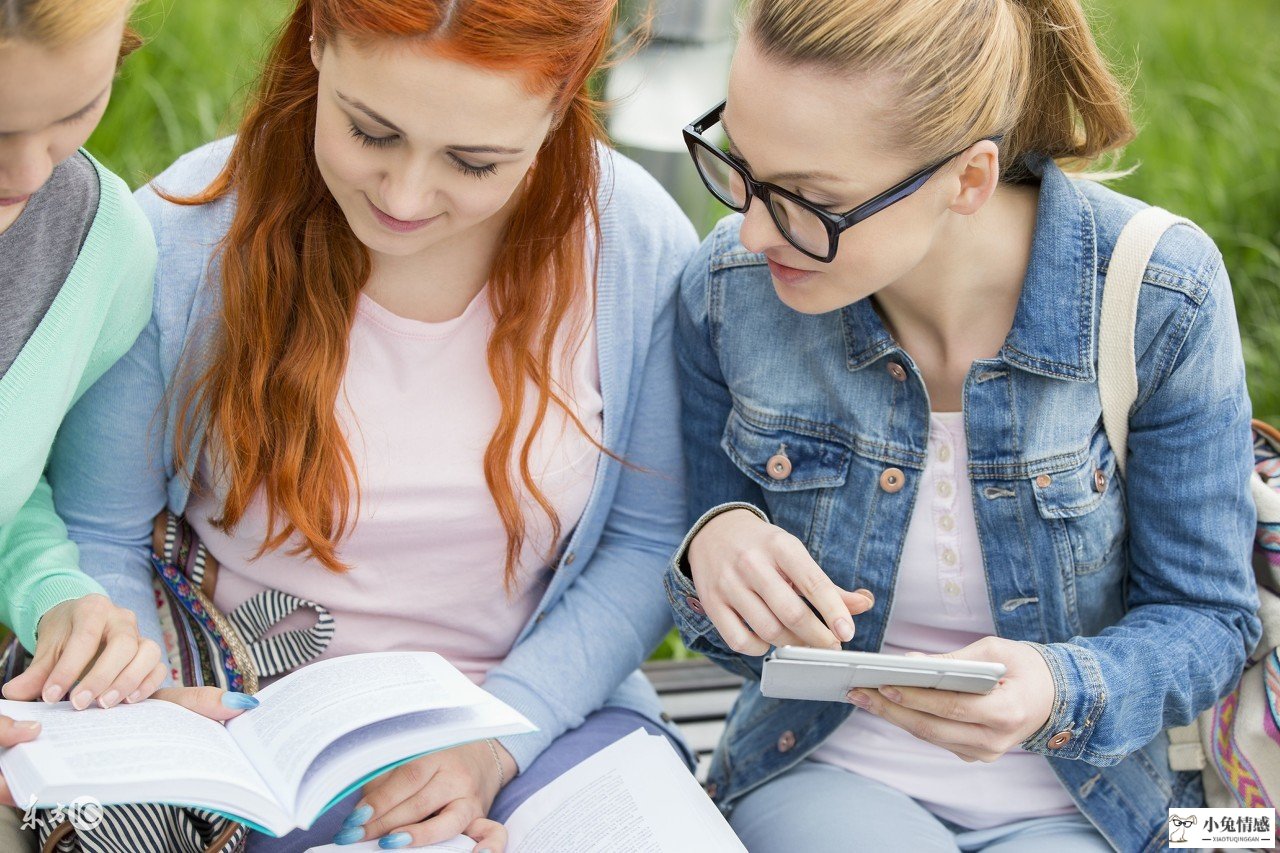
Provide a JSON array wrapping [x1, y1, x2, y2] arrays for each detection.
[[485, 738, 507, 788]]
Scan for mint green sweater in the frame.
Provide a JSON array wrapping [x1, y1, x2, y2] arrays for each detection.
[[0, 152, 156, 651]]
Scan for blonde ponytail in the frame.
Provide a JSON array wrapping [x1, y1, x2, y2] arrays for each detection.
[[746, 0, 1136, 178]]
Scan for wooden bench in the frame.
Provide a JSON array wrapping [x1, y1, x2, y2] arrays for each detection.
[[643, 657, 743, 782]]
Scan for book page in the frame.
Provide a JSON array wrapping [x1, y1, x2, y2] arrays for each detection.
[[502, 731, 746, 853], [0, 698, 281, 818], [225, 652, 495, 807]]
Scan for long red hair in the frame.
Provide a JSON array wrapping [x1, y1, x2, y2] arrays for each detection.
[[170, 0, 616, 586]]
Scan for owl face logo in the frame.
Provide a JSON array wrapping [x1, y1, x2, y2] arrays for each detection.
[[1168, 814, 1198, 843]]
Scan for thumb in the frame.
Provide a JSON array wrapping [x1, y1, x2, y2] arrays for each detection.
[[466, 817, 508, 853], [152, 687, 260, 722], [0, 715, 41, 749], [3, 640, 61, 702], [837, 587, 875, 616]]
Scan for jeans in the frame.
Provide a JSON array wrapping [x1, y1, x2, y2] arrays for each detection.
[[728, 760, 1111, 853]]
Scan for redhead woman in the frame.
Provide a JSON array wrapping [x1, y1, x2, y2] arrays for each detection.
[[51, 0, 696, 849], [666, 0, 1257, 850]]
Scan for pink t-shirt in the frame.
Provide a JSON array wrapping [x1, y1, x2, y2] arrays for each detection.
[[188, 287, 602, 685], [809, 411, 1077, 829]]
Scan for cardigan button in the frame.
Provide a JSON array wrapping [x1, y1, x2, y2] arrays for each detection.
[[777, 730, 797, 753], [766, 453, 793, 480], [1048, 730, 1073, 750], [879, 468, 906, 493]]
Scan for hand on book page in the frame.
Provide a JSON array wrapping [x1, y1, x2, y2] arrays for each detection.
[[305, 830, 494, 852]]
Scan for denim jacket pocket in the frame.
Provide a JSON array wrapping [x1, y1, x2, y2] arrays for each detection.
[[1031, 443, 1127, 634], [721, 406, 853, 551]]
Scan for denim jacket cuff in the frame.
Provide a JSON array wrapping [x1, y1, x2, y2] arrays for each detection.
[[1020, 641, 1107, 760], [673, 501, 770, 581]]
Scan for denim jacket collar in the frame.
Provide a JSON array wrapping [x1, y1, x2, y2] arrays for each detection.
[[842, 155, 1099, 383]]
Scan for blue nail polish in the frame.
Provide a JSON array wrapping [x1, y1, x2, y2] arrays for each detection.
[[221, 692, 260, 710], [333, 827, 364, 845], [379, 833, 412, 849], [342, 805, 373, 828]]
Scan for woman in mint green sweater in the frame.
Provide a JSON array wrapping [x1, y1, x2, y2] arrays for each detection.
[[0, 0, 257, 819]]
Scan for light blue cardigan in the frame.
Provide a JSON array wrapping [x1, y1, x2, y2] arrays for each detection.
[[49, 137, 697, 771]]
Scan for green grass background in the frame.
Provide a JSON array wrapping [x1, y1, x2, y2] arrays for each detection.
[[90, 1, 1279, 661]]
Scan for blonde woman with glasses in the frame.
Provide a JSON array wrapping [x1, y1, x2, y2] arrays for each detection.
[[667, 0, 1257, 849]]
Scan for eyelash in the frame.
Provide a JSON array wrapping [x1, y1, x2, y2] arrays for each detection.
[[347, 124, 498, 178]]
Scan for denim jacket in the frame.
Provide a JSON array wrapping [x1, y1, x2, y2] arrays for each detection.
[[664, 156, 1260, 852], [48, 137, 698, 773]]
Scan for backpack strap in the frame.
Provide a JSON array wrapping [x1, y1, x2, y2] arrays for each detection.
[[1097, 206, 1193, 476]]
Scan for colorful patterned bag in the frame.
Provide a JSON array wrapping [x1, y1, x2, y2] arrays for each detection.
[[1098, 205, 1280, 809], [0, 513, 335, 852]]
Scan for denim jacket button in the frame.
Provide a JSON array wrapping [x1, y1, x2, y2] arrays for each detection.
[[1093, 469, 1107, 492], [879, 468, 906, 493], [777, 730, 796, 752], [1048, 730, 1073, 749], [705, 782, 718, 798], [767, 454, 793, 480], [1035, 473, 1052, 489], [687, 596, 706, 615], [887, 361, 907, 382]]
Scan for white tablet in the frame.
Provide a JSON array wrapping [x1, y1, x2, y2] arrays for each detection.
[[760, 646, 1005, 702]]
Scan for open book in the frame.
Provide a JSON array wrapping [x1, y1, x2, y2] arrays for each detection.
[[0, 652, 535, 837], [308, 729, 747, 853]]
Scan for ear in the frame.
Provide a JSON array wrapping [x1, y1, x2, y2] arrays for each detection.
[[947, 140, 1001, 216], [309, 34, 322, 72]]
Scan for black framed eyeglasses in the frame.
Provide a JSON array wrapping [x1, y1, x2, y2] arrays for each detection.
[[683, 100, 1003, 263]]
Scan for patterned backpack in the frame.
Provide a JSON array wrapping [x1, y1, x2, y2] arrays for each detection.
[[1099, 205, 1280, 809]]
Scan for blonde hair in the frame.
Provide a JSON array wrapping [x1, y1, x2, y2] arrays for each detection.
[[1, 0, 141, 58], [746, 0, 1135, 179]]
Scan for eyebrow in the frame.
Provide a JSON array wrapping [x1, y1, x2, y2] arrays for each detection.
[[336, 91, 526, 155], [0, 86, 109, 137], [720, 114, 848, 185]]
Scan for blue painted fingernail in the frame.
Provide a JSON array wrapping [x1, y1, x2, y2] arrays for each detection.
[[342, 805, 373, 828], [333, 827, 364, 845], [221, 692, 260, 710], [379, 834, 412, 849]]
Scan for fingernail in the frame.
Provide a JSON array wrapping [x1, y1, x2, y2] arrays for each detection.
[[855, 588, 875, 605], [848, 689, 871, 708], [15, 720, 40, 731], [99, 690, 121, 709], [342, 805, 373, 828], [333, 827, 364, 845], [41, 684, 63, 704], [221, 692, 260, 710], [71, 689, 93, 710], [834, 618, 854, 642], [479, 849, 493, 853], [881, 687, 902, 703], [379, 834, 412, 849], [126, 691, 142, 704]]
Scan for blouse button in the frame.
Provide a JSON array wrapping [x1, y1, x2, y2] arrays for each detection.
[[1035, 474, 1053, 489], [1048, 731, 1073, 750], [942, 548, 958, 566], [887, 362, 908, 382], [937, 445, 952, 463], [777, 730, 797, 753], [767, 454, 793, 480], [879, 468, 906, 493], [936, 480, 953, 499], [939, 515, 955, 532], [944, 581, 961, 596]]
